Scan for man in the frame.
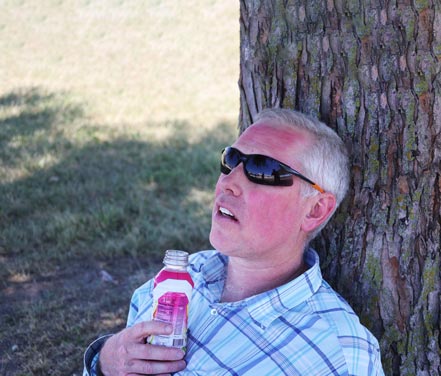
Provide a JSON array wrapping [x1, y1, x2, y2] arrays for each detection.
[[84, 108, 384, 375]]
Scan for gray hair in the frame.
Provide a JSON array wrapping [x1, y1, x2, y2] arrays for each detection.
[[253, 108, 350, 238]]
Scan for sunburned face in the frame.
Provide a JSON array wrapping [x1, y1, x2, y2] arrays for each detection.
[[209, 122, 316, 266]]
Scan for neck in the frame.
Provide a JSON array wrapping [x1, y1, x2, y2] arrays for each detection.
[[221, 254, 306, 303]]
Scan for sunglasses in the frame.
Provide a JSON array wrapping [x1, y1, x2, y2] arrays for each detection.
[[220, 146, 324, 192]]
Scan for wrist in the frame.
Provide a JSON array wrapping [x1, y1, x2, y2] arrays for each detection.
[[96, 353, 105, 376], [84, 334, 113, 375]]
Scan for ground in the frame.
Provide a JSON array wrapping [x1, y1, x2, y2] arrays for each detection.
[[0, 255, 162, 375]]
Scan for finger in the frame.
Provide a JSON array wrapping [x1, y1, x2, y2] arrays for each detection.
[[130, 343, 185, 361], [129, 359, 186, 375], [127, 373, 171, 376], [127, 374, 172, 376], [127, 320, 173, 342]]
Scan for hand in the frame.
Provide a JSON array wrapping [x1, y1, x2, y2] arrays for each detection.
[[98, 320, 186, 376]]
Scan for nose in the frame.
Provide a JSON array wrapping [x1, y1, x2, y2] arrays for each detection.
[[216, 162, 246, 196]]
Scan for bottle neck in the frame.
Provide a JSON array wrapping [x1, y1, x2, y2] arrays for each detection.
[[163, 250, 189, 269], [164, 263, 188, 271]]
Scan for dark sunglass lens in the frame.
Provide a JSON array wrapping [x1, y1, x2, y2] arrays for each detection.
[[246, 155, 293, 186], [221, 148, 240, 174]]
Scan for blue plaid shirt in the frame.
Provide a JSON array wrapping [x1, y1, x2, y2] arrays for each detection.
[[84, 249, 384, 375]]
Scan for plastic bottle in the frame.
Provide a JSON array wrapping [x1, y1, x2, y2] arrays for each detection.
[[149, 250, 194, 350]]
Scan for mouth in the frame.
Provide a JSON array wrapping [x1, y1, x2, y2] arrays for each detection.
[[218, 206, 238, 221]]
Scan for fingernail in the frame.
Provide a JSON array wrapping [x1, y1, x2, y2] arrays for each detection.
[[175, 359, 186, 368], [165, 324, 173, 333], [175, 349, 185, 359]]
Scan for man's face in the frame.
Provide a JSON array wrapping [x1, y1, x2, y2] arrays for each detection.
[[209, 123, 315, 265]]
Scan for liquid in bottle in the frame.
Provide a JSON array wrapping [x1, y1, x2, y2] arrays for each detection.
[[149, 250, 194, 350]]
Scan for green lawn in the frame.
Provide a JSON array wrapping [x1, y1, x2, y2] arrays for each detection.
[[0, 1, 239, 374]]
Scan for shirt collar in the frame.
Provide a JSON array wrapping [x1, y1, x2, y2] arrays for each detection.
[[199, 248, 323, 329], [245, 248, 323, 330], [198, 251, 228, 302]]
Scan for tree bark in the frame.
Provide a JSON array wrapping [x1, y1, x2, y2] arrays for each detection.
[[239, 1, 441, 375]]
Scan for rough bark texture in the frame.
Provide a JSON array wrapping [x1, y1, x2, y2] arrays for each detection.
[[239, 1, 440, 375]]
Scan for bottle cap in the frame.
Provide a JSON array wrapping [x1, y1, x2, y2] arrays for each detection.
[[163, 250, 189, 267]]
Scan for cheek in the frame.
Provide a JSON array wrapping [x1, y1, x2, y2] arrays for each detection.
[[212, 178, 222, 205], [247, 191, 296, 232], [214, 179, 222, 195]]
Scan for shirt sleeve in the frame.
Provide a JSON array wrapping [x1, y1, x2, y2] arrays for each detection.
[[83, 281, 151, 375], [82, 335, 113, 376], [340, 332, 385, 376], [126, 279, 155, 325], [127, 286, 142, 326]]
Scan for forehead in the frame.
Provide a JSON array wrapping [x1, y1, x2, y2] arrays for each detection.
[[233, 123, 312, 164]]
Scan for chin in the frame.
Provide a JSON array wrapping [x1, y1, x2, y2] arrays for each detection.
[[209, 230, 235, 255]]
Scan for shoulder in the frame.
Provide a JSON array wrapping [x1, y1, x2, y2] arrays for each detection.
[[300, 249, 384, 374], [306, 281, 384, 374]]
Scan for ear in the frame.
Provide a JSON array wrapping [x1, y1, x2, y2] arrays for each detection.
[[301, 193, 337, 233]]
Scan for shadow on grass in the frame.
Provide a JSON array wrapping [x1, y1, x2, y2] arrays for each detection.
[[0, 87, 237, 375], [0, 88, 85, 169]]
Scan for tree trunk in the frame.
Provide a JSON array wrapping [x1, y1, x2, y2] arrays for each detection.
[[239, 1, 441, 375]]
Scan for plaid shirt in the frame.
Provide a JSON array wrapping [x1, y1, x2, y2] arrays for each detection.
[[84, 249, 384, 375]]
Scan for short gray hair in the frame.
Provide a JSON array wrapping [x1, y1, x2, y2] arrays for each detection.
[[253, 108, 350, 237]]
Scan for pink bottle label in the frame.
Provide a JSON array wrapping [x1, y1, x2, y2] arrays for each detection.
[[154, 269, 194, 287], [149, 269, 193, 349]]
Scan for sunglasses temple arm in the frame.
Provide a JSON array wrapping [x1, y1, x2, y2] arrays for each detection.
[[311, 183, 325, 194], [288, 168, 325, 193]]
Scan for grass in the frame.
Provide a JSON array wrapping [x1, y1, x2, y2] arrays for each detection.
[[0, 89, 234, 273], [0, 1, 239, 374]]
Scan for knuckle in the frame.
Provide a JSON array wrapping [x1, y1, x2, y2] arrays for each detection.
[[117, 343, 129, 357], [137, 320, 151, 336], [141, 362, 154, 374], [123, 359, 134, 368]]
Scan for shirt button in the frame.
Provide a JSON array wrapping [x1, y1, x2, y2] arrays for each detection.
[[210, 308, 218, 316]]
